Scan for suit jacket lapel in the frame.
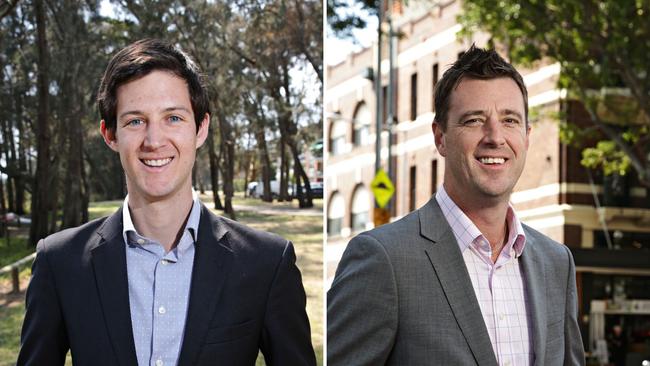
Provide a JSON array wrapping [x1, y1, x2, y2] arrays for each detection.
[[520, 229, 548, 366], [91, 208, 139, 366], [419, 199, 498, 366], [177, 205, 234, 366]]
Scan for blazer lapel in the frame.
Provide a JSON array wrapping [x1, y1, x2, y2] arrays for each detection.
[[419, 199, 498, 366], [177, 205, 234, 366], [520, 229, 548, 366], [90, 208, 139, 366]]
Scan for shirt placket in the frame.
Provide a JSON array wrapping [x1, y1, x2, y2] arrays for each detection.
[[151, 247, 176, 366]]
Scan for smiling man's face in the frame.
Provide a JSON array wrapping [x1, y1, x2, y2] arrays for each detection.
[[433, 77, 530, 206], [101, 70, 208, 204]]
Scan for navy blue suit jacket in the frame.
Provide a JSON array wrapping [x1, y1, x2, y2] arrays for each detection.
[[18, 204, 316, 365]]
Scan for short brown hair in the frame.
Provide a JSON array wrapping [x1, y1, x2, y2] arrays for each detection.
[[97, 39, 209, 132], [433, 44, 528, 130]]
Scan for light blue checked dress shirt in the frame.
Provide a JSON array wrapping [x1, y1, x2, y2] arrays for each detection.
[[122, 192, 201, 366]]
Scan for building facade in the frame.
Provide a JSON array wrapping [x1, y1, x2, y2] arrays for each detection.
[[325, 1, 650, 363]]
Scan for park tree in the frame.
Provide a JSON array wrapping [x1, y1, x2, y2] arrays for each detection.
[[0, 0, 321, 246], [29, 0, 53, 245], [459, 0, 650, 186], [48, 0, 106, 229], [0, 4, 34, 217], [240, 0, 322, 208], [243, 88, 276, 203]]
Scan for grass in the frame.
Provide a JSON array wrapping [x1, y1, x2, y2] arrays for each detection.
[[0, 235, 31, 269], [0, 194, 323, 366], [0, 304, 23, 364]]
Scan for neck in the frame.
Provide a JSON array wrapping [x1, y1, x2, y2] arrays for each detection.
[[127, 189, 194, 253], [443, 183, 510, 260]]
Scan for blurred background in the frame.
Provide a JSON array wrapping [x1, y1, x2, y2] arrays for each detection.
[[0, 0, 323, 364], [325, 1, 649, 365]]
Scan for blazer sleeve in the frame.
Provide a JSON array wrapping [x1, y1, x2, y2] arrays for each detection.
[[17, 239, 69, 366], [259, 241, 316, 366], [563, 246, 586, 366], [327, 234, 398, 366]]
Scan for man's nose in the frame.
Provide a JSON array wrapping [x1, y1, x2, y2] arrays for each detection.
[[143, 122, 165, 149], [482, 117, 505, 146]]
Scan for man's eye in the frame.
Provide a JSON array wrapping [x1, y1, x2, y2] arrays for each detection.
[[127, 118, 143, 126], [503, 118, 520, 125], [464, 118, 482, 125], [169, 115, 182, 123]]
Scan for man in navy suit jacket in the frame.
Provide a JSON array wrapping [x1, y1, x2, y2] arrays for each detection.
[[18, 39, 316, 366]]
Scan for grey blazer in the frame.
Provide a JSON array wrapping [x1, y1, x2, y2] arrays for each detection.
[[327, 198, 585, 365]]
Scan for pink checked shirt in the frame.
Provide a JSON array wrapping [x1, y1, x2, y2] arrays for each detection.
[[436, 186, 534, 366]]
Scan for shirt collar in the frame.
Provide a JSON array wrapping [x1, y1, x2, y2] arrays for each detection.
[[122, 190, 202, 248], [435, 185, 526, 258]]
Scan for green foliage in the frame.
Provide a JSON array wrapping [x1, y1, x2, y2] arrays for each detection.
[[459, 0, 650, 182], [581, 140, 631, 176], [328, 0, 379, 39]]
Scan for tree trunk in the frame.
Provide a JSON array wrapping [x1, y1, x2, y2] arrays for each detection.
[[206, 128, 224, 210], [48, 163, 60, 234], [278, 137, 289, 201], [0, 175, 5, 213], [30, 0, 52, 246], [283, 148, 291, 200], [252, 112, 273, 202], [0, 117, 15, 213], [14, 92, 26, 215], [288, 138, 313, 208], [0, 177, 5, 237], [243, 152, 253, 198], [220, 134, 236, 220], [214, 100, 236, 220], [61, 64, 85, 229]]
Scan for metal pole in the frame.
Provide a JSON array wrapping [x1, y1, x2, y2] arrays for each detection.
[[386, 0, 396, 215], [374, 0, 390, 227], [375, 0, 384, 175]]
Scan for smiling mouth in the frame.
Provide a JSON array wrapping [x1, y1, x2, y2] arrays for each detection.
[[141, 158, 173, 167], [477, 157, 506, 165]]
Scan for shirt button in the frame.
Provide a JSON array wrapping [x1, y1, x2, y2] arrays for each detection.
[[158, 306, 166, 314], [504, 361, 511, 366], [499, 314, 505, 321], [155, 359, 164, 366], [161, 259, 169, 265], [137, 238, 145, 245]]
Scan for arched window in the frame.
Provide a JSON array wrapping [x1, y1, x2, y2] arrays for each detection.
[[352, 102, 371, 146], [329, 120, 347, 155], [328, 192, 345, 236], [351, 185, 370, 232]]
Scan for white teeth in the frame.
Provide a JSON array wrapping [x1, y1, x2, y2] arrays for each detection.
[[143, 158, 172, 167], [478, 157, 505, 165]]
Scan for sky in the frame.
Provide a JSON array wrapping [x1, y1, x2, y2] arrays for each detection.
[[325, 2, 377, 66]]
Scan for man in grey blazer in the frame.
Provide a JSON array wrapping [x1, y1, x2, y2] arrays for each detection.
[[327, 45, 585, 365]]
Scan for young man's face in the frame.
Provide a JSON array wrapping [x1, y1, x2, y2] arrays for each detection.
[[101, 70, 209, 203], [433, 77, 530, 205]]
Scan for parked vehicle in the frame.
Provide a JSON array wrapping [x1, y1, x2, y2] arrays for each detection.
[[290, 182, 323, 199], [253, 180, 281, 199]]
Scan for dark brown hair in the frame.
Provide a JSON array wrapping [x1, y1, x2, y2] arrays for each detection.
[[433, 44, 528, 130], [97, 39, 209, 132]]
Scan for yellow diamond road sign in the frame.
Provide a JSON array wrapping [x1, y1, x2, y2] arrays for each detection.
[[371, 169, 395, 208]]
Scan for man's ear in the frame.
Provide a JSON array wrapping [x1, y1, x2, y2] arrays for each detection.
[[195, 113, 210, 149], [100, 120, 119, 152], [432, 122, 446, 157]]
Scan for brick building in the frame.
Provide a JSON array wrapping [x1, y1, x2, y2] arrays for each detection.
[[325, 1, 650, 362]]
